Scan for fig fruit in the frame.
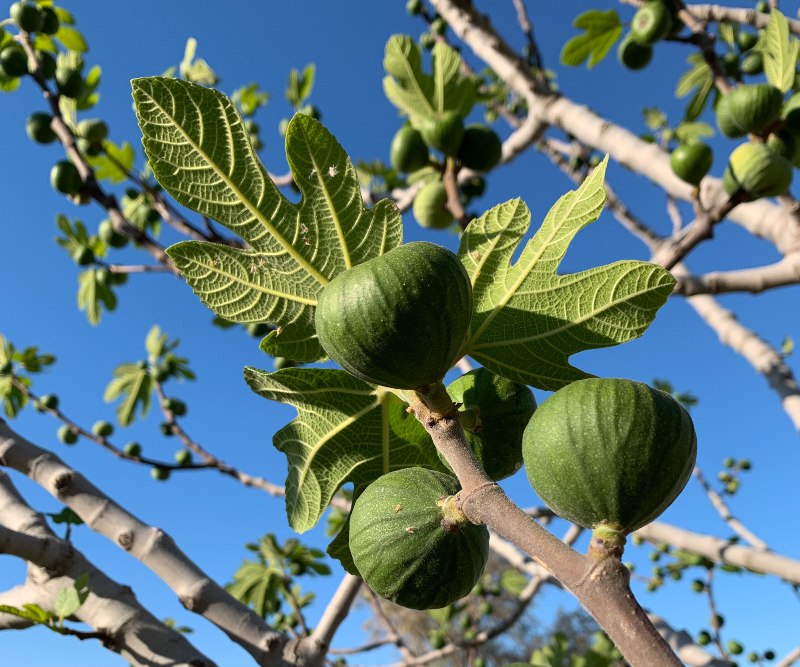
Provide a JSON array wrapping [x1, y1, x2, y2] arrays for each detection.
[[737, 31, 758, 52], [0, 45, 28, 78], [315, 241, 472, 389], [442, 368, 536, 480], [26, 112, 56, 144], [55, 67, 85, 99], [766, 128, 798, 162], [349, 467, 489, 610], [57, 425, 78, 445], [124, 442, 142, 457], [98, 220, 128, 248], [781, 92, 800, 132], [77, 118, 109, 143], [413, 180, 453, 229], [716, 84, 783, 138], [38, 6, 58, 34], [390, 125, 429, 173], [92, 420, 114, 438], [419, 110, 465, 156], [670, 143, 713, 186], [630, 1, 673, 45], [10, 1, 42, 32], [722, 142, 792, 200], [50, 160, 82, 195], [617, 34, 653, 70], [740, 51, 763, 76], [522, 378, 696, 538], [457, 124, 502, 172]]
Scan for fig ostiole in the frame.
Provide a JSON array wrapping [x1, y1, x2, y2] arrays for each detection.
[[349, 467, 489, 610], [522, 378, 697, 556], [315, 241, 472, 389]]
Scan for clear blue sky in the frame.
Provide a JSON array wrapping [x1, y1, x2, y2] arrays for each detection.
[[0, 1, 798, 665]]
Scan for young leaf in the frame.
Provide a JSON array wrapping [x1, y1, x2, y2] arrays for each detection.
[[104, 362, 153, 426], [55, 25, 87, 52], [383, 35, 476, 119], [227, 561, 280, 619], [244, 367, 442, 533], [458, 158, 675, 391], [675, 53, 713, 121], [86, 140, 135, 184], [0, 604, 53, 624], [761, 9, 800, 93], [54, 578, 89, 624], [560, 9, 622, 69], [77, 268, 117, 325], [133, 77, 401, 362]]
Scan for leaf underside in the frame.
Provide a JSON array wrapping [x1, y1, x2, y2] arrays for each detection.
[[244, 367, 444, 533], [132, 76, 402, 361]]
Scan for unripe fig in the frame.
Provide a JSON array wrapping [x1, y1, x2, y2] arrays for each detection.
[[174, 449, 192, 466], [617, 34, 653, 70], [38, 6, 59, 34], [766, 128, 798, 161], [26, 112, 56, 144], [522, 378, 697, 542], [273, 357, 296, 371], [164, 398, 187, 416], [755, 0, 769, 11], [460, 175, 486, 199], [92, 420, 114, 438], [390, 125, 429, 173], [0, 45, 28, 78], [419, 32, 436, 51], [124, 442, 142, 457], [413, 180, 453, 229], [431, 17, 446, 36], [72, 245, 94, 266], [442, 368, 536, 480], [349, 467, 489, 610], [406, 0, 422, 15], [720, 52, 740, 77], [781, 92, 800, 132], [36, 394, 59, 411], [316, 241, 472, 389], [630, 1, 673, 45], [419, 110, 465, 156], [716, 84, 783, 138], [722, 142, 792, 200], [10, 2, 42, 32], [77, 118, 109, 143], [55, 67, 85, 99], [57, 425, 78, 445], [737, 31, 759, 52], [151, 466, 170, 481], [37, 51, 56, 79], [670, 143, 713, 186], [457, 124, 502, 172], [98, 220, 128, 248], [51, 160, 82, 195], [740, 51, 763, 76], [77, 136, 102, 157]]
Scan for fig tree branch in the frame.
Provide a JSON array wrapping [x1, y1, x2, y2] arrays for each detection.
[[674, 253, 800, 295], [309, 574, 362, 655], [692, 467, 770, 549], [634, 521, 800, 584], [0, 419, 292, 667], [0, 471, 215, 665]]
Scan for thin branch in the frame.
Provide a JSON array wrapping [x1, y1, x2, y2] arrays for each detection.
[[364, 591, 416, 661], [310, 574, 362, 653], [634, 521, 800, 584], [693, 467, 769, 549], [777, 646, 800, 667], [0, 524, 73, 571], [674, 253, 800, 295]]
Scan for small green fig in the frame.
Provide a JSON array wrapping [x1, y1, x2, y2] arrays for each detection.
[[151, 466, 170, 481], [77, 118, 109, 143], [390, 125, 429, 173], [0, 45, 28, 78], [413, 180, 453, 229], [670, 143, 713, 186], [766, 128, 798, 161], [630, 1, 673, 45], [737, 31, 759, 52], [26, 112, 56, 144], [38, 6, 58, 34], [10, 1, 42, 32], [55, 67, 85, 98], [722, 142, 792, 200], [51, 160, 83, 196], [617, 34, 653, 70], [457, 124, 503, 172], [124, 442, 142, 457], [98, 220, 128, 248], [57, 425, 78, 445], [418, 110, 465, 156], [92, 420, 114, 438], [716, 84, 783, 138], [174, 449, 192, 466]]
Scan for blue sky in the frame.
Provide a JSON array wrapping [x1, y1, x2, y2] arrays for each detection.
[[1, 1, 798, 665]]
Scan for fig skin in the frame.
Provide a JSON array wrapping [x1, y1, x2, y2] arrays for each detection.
[[722, 142, 792, 200], [617, 34, 653, 71], [716, 84, 783, 138], [670, 143, 713, 187], [413, 180, 453, 230]]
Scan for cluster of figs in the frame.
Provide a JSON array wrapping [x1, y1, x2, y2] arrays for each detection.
[[312, 241, 697, 610], [389, 110, 502, 230], [670, 83, 799, 200]]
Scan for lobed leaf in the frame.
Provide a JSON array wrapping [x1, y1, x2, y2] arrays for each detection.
[[560, 9, 622, 69], [244, 367, 442, 533], [133, 77, 401, 361], [383, 35, 476, 119], [458, 158, 676, 390], [104, 363, 152, 426]]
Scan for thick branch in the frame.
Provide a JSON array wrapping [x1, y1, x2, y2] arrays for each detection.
[[307, 574, 362, 656], [0, 421, 295, 667], [674, 253, 800, 295]]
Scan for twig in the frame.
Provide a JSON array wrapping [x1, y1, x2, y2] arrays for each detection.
[[777, 646, 800, 667], [310, 574, 362, 653]]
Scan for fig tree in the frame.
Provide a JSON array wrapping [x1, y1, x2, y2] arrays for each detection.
[[457, 124, 502, 172], [617, 34, 653, 70], [413, 180, 453, 229], [390, 125, 429, 173], [670, 143, 713, 186], [442, 367, 536, 480], [716, 84, 783, 138], [522, 378, 697, 549], [722, 142, 792, 200], [315, 241, 472, 389], [419, 110, 465, 156], [349, 467, 489, 610]]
